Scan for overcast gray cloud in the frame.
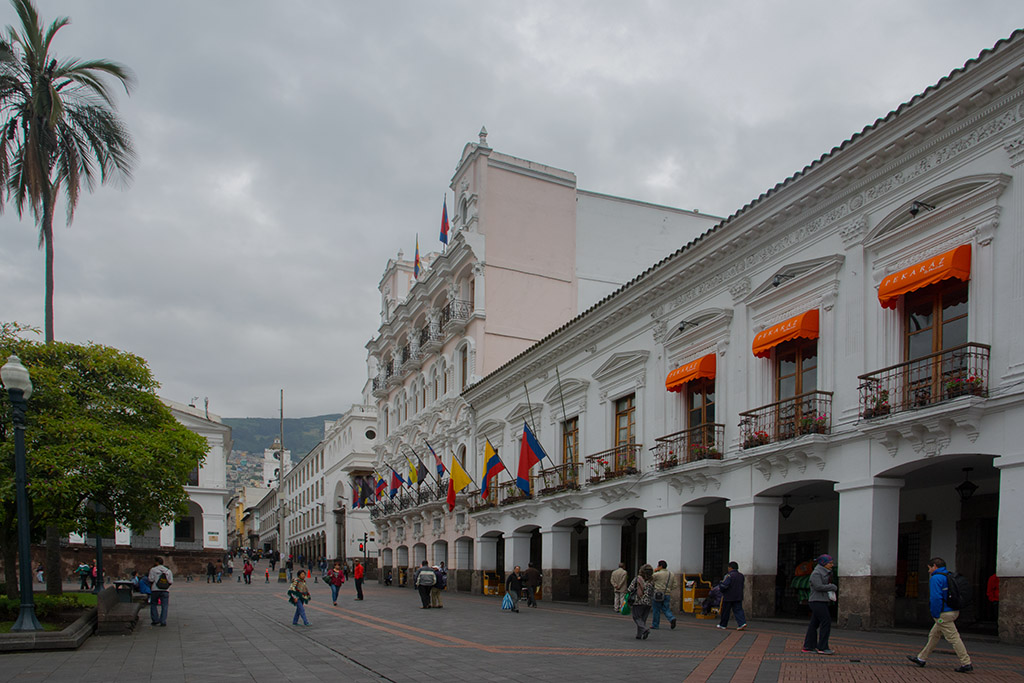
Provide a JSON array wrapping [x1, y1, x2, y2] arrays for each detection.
[[1, 0, 1021, 417]]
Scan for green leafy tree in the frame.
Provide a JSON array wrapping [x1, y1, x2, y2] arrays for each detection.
[[0, 0, 135, 343], [0, 333, 208, 599]]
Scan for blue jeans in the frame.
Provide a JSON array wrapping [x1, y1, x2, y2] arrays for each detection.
[[150, 590, 169, 625], [803, 601, 831, 650], [652, 595, 675, 628], [719, 599, 746, 627], [292, 601, 309, 625], [330, 583, 341, 603]]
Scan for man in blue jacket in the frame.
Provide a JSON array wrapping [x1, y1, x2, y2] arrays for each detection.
[[907, 557, 973, 673], [716, 561, 747, 630]]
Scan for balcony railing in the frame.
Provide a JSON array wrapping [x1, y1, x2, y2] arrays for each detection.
[[652, 423, 724, 470], [465, 489, 497, 512], [739, 390, 833, 448], [499, 480, 531, 506], [440, 299, 473, 331], [400, 344, 411, 365], [419, 324, 442, 353], [585, 444, 642, 484], [537, 461, 582, 495], [858, 343, 990, 419]]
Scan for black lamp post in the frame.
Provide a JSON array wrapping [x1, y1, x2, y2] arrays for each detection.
[[2, 354, 42, 631]]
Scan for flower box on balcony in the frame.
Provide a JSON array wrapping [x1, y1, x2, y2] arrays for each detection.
[[946, 375, 984, 399], [657, 457, 679, 471], [743, 431, 770, 449]]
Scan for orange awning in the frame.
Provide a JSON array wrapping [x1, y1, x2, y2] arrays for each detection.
[[752, 309, 819, 358], [878, 244, 971, 310], [666, 353, 716, 393]]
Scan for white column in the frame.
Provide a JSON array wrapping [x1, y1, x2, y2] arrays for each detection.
[[835, 478, 904, 578], [160, 523, 175, 548], [505, 532, 531, 572], [679, 506, 707, 574], [646, 510, 684, 569], [587, 520, 623, 572], [114, 527, 131, 547], [542, 527, 571, 570], [996, 459, 1024, 578], [455, 538, 473, 571], [727, 497, 780, 576], [475, 536, 498, 573]]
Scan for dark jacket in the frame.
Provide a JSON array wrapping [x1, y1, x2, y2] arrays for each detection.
[[524, 567, 541, 588], [719, 569, 745, 602], [506, 572, 524, 594]]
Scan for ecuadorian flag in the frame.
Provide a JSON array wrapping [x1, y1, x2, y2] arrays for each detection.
[[516, 422, 547, 496], [481, 439, 504, 499]]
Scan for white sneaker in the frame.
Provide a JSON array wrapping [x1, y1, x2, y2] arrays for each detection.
[[716, 625, 727, 629], [737, 624, 747, 631]]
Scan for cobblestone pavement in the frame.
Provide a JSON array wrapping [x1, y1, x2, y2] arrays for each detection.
[[2, 572, 1023, 682]]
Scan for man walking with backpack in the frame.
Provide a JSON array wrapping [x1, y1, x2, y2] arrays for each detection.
[[907, 557, 973, 673], [148, 556, 173, 627], [414, 560, 436, 609]]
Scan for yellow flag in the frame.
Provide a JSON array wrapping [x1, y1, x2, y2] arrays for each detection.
[[449, 456, 472, 493], [406, 457, 418, 484]]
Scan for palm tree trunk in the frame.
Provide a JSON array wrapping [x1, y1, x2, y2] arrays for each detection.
[[40, 187, 63, 595], [42, 185, 55, 345]]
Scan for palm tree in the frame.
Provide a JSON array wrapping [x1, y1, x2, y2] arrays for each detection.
[[0, 0, 135, 343], [0, 0, 134, 596]]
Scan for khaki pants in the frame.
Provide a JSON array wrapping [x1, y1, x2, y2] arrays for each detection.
[[430, 586, 443, 607], [613, 591, 627, 612], [918, 611, 971, 666]]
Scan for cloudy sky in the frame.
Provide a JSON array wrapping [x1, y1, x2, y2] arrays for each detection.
[[1, 1, 1021, 418]]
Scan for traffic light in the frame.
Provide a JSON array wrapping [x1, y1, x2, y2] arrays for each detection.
[[359, 542, 364, 552]]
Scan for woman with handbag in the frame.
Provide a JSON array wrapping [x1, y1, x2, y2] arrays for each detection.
[[627, 564, 655, 639], [288, 570, 312, 626]]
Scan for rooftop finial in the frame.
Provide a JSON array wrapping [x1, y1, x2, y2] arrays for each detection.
[[479, 126, 488, 147]]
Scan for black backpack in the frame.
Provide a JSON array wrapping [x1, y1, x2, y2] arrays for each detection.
[[155, 571, 171, 590], [945, 572, 972, 610]]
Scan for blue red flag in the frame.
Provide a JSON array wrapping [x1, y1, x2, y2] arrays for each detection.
[[389, 470, 404, 499], [440, 198, 449, 245], [427, 441, 446, 479], [375, 476, 386, 499], [482, 439, 504, 499], [516, 422, 547, 496]]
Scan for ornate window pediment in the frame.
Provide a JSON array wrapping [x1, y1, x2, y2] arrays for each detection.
[[592, 351, 650, 386]]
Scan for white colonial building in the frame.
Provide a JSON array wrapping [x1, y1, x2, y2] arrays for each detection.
[[459, 31, 1024, 644], [370, 130, 721, 590]]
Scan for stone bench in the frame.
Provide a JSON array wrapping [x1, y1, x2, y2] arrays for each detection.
[[96, 585, 141, 635]]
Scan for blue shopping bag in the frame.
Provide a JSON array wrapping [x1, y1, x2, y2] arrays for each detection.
[[501, 591, 516, 610]]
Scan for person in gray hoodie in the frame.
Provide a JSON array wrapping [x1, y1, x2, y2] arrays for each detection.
[[802, 554, 838, 654]]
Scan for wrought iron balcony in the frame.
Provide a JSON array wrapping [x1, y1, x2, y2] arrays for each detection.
[[371, 374, 387, 397], [537, 462, 582, 496], [585, 444, 642, 484], [499, 480, 531, 506], [652, 423, 724, 470], [419, 324, 442, 354], [739, 390, 833, 449], [465, 489, 497, 512], [440, 299, 473, 333], [858, 343, 990, 419]]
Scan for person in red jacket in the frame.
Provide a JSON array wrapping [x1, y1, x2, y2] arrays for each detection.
[[353, 560, 365, 600], [242, 560, 253, 584]]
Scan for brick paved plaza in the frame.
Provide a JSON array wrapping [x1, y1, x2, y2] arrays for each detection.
[[2, 572, 1023, 682]]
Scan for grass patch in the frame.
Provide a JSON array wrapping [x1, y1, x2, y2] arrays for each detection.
[[0, 620, 67, 633]]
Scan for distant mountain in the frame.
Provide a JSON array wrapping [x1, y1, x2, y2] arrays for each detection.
[[223, 414, 343, 459]]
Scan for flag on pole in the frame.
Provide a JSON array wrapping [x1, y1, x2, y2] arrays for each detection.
[[414, 235, 421, 278], [416, 458, 429, 485], [389, 470, 404, 499], [359, 477, 373, 507], [516, 422, 548, 496], [375, 475, 386, 499], [352, 480, 359, 508], [481, 438, 505, 499], [439, 198, 450, 245], [405, 457, 418, 485], [427, 441, 446, 479], [446, 456, 473, 511]]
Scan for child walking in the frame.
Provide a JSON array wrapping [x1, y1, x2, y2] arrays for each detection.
[[288, 570, 312, 626]]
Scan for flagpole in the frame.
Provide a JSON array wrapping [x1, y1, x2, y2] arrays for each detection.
[[407, 445, 440, 487]]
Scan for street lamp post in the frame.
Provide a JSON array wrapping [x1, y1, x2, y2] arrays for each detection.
[[2, 355, 42, 631]]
